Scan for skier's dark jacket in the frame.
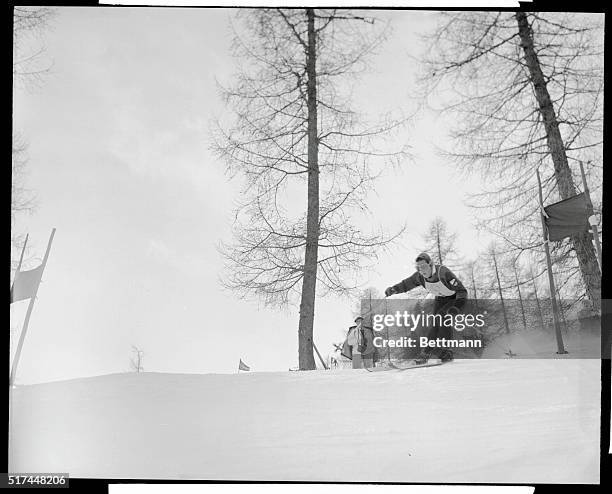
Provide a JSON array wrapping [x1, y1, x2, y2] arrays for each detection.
[[390, 264, 468, 300]]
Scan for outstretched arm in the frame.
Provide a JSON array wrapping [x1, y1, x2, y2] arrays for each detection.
[[385, 272, 421, 296]]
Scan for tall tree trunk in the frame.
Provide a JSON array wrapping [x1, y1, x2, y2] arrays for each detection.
[[492, 249, 510, 334], [471, 275, 478, 300], [516, 12, 601, 313], [297, 8, 319, 370], [553, 268, 569, 333], [513, 261, 527, 330], [530, 268, 546, 331]]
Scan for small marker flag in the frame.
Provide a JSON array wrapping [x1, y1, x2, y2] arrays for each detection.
[[543, 193, 589, 241], [10, 264, 44, 304]]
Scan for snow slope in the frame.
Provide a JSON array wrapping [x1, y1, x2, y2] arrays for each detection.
[[9, 360, 600, 483]]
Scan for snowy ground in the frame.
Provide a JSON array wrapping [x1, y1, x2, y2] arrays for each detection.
[[9, 359, 600, 483]]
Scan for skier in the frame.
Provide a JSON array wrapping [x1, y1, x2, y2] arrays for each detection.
[[384, 252, 467, 363]]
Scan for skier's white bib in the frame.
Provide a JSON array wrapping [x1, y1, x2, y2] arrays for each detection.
[[424, 265, 456, 297]]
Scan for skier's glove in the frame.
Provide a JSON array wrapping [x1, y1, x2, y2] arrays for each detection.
[[385, 286, 397, 297]]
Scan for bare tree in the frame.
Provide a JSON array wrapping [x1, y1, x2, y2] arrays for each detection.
[[13, 6, 55, 90], [506, 255, 527, 330], [527, 265, 546, 331], [213, 9, 408, 369], [418, 11, 603, 312], [463, 259, 481, 301], [12, 7, 55, 272], [420, 216, 461, 268], [11, 133, 37, 273], [354, 286, 383, 319], [483, 243, 511, 334], [130, 346, 144, 373]]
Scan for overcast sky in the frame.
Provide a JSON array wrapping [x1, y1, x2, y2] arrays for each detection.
[[12, 7, 497, 384]]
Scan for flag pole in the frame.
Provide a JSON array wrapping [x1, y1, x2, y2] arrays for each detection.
[[10, 228, 56, 386], [579, 161, 602, 272], [13, 234, 28, 282], [9, 234, 28, 471], [312, 341, 328, 370], [536, 171, 566, 354], [11, 234, 29, 303]]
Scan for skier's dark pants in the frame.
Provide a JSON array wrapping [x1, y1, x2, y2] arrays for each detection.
[[421, 294, 461, 359]]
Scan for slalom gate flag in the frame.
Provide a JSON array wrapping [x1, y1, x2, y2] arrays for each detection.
[[238, 359, 250, 371], [544, 192, 589, 241], [10, 264, 44, 304]]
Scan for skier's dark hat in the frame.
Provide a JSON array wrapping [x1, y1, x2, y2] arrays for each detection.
[[354, 316, 364, 323], [415, 252, 432, 264]]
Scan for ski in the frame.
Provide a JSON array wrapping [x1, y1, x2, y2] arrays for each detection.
[[366, 359, 447, 372], [390, 360, 444, 371]]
